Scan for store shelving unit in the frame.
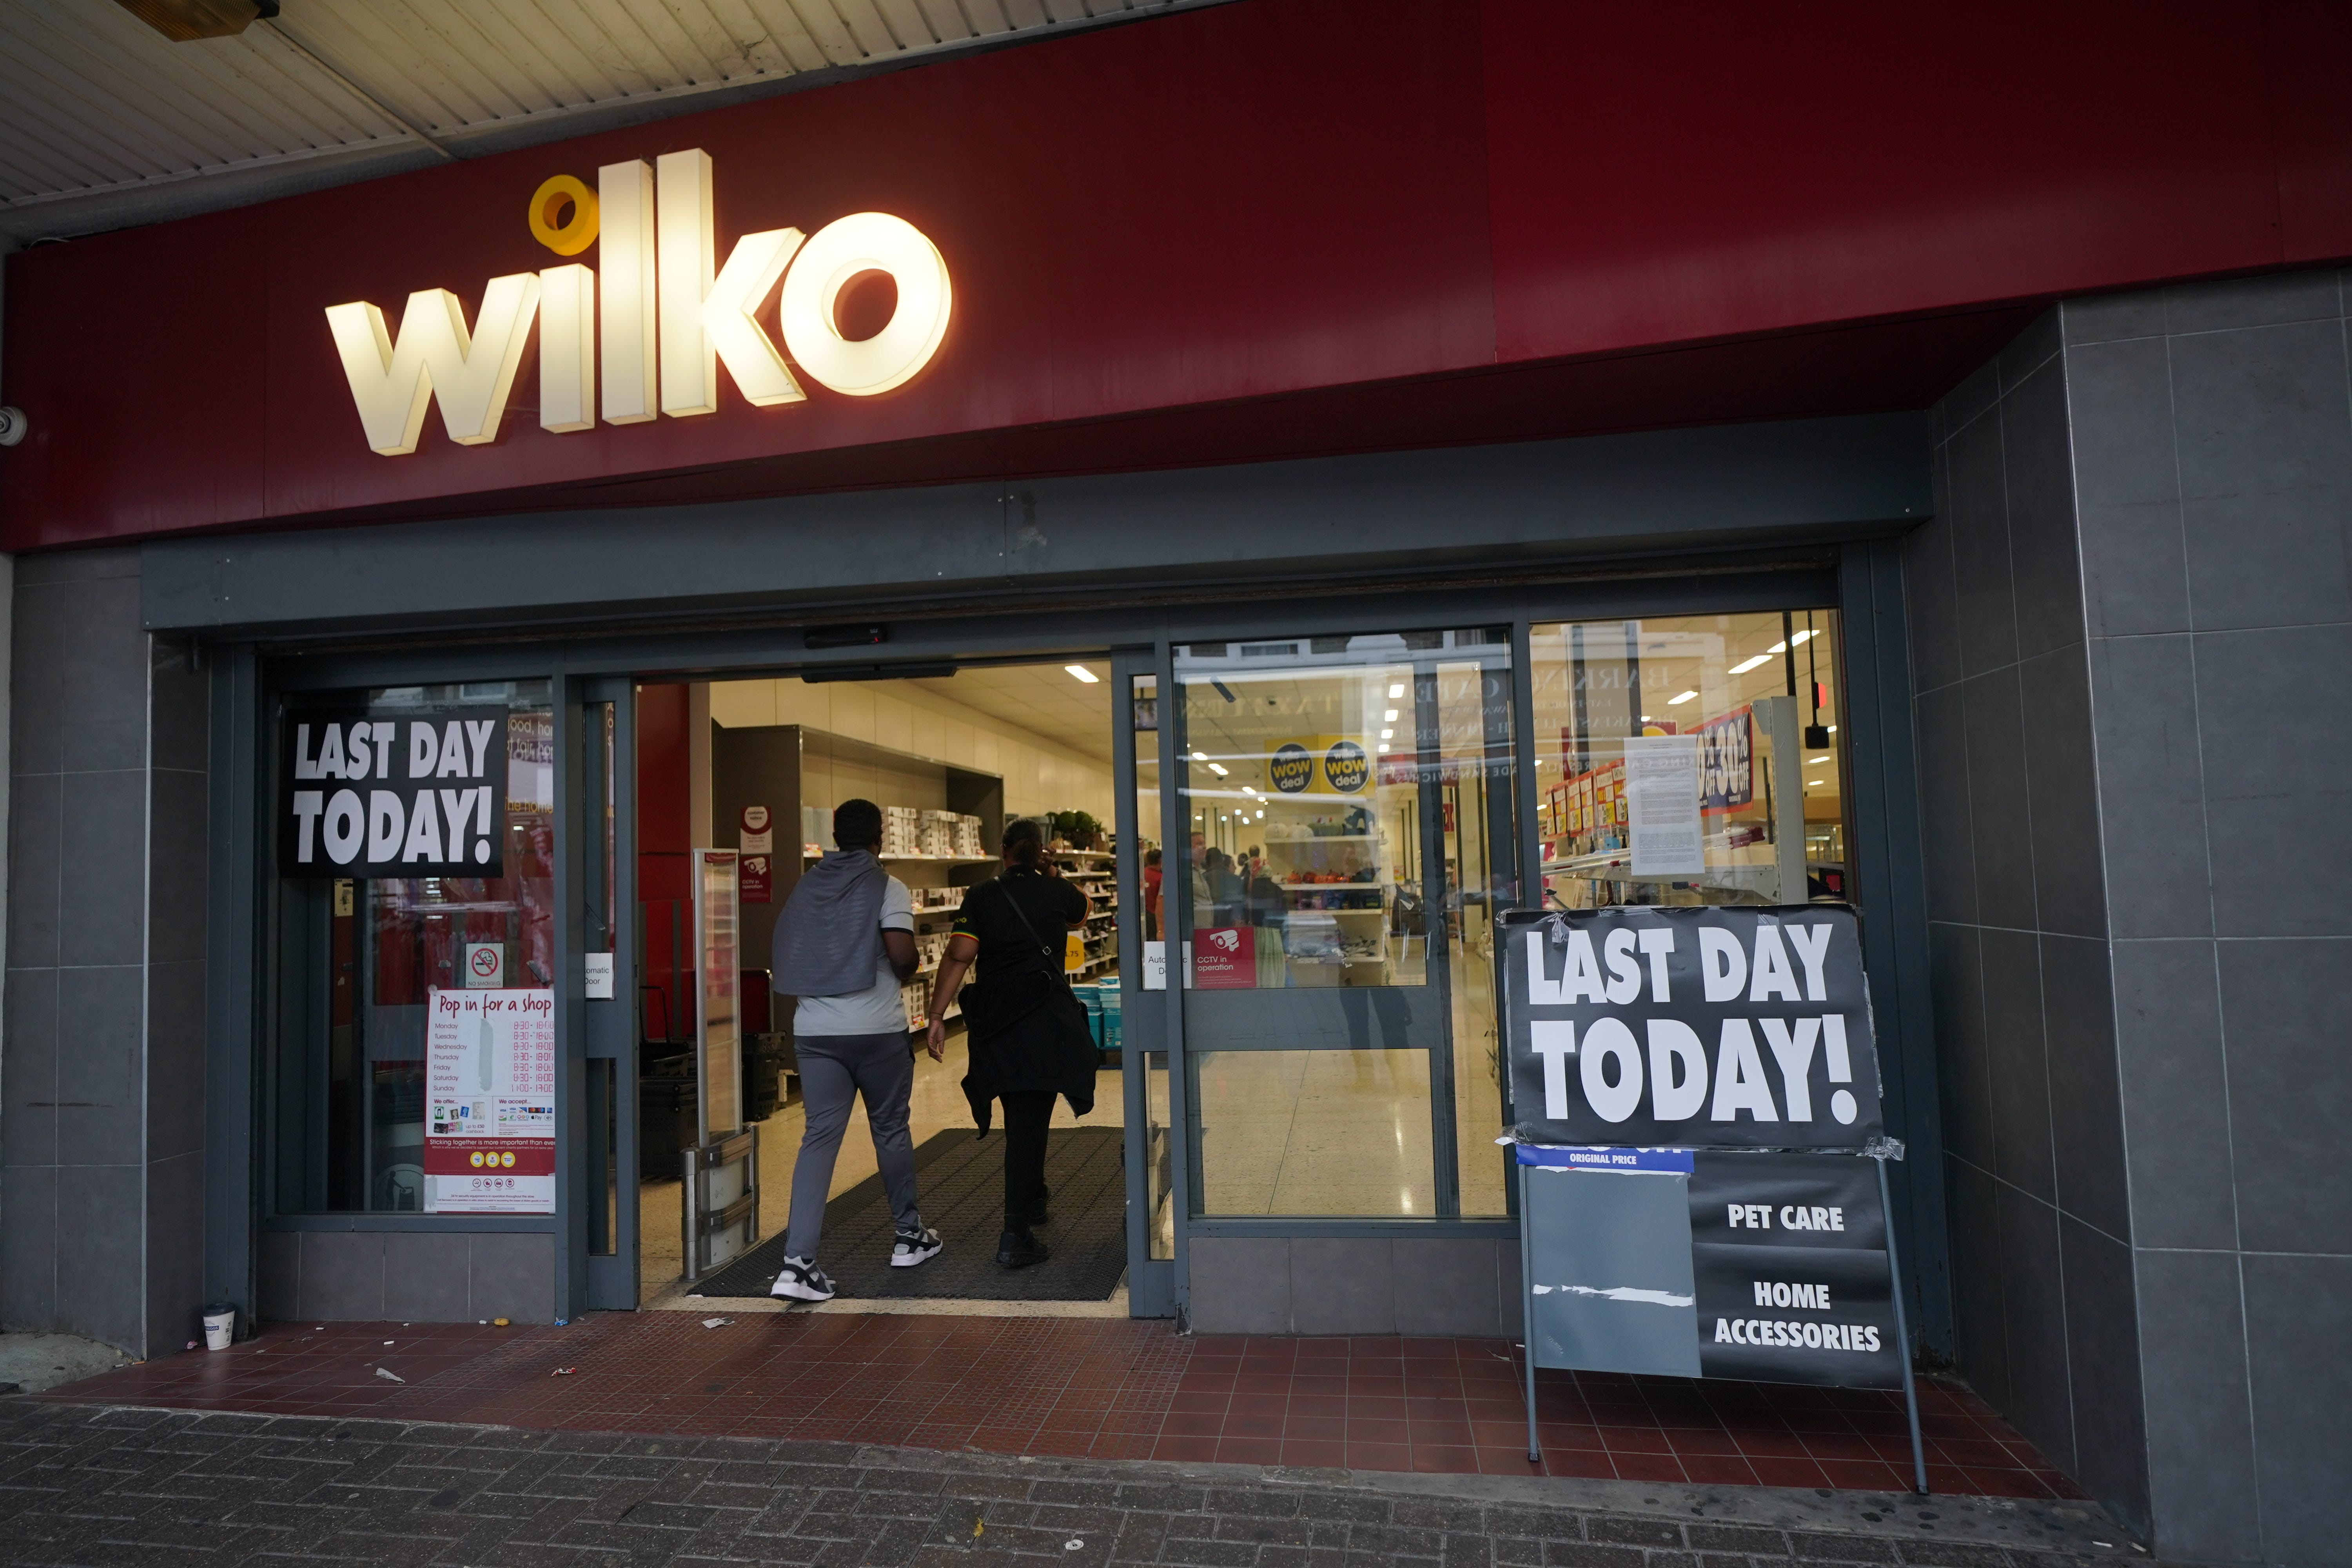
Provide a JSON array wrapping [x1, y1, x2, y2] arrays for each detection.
[[709, 722, 1005, 1042], [1051, 846, 1120, 976]]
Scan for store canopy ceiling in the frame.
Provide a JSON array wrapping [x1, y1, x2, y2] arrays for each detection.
[[0, 0, 1208, 244]]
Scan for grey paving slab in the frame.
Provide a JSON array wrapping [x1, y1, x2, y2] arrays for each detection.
[[0, 1396, 2143, 1567]]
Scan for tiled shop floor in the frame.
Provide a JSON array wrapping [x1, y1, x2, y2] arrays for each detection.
[[39, 1316, 2085, 1501]]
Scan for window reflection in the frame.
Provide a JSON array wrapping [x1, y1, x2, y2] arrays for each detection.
[[1532, 612, 1847, 909], [274, 681, 554, 1214]]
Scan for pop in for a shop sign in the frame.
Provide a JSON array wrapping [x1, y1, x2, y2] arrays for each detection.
[[1503, 906, 1882, 1150], [280, 706, 507, 878], [423, 987, 555, 1214]]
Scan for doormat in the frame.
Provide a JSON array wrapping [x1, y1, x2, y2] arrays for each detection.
[[689, 1125, 1129, 1302]]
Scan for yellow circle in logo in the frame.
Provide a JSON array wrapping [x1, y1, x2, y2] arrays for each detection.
[[528, 174, 599, 257], [468, 1151, 486, 1168], [500, 1151, 516, 1168]]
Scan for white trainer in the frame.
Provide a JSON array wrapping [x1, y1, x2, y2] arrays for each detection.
[[770, 1256, 837, 1301], [891, 1226, 943, 1268]]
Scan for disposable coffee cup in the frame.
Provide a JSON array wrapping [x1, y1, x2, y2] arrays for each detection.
[[200, 1303, 235, 1351]]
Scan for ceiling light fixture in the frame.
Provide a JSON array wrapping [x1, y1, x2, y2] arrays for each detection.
[[1207, 762, 1229, 776], [1388, 683, 1405, 699], [1729, 655, 1773, 674], [1377, 743, 1390, 753], [1191, 751, 1207, 762], [1668, 690, 1698, 706], [1065, 664, 1099, 684], [1807, 779, 1825, 787], [1380, 728, 1394, 740], [1807, 755, 1829, 765], [1383, 709, 1398, 722]]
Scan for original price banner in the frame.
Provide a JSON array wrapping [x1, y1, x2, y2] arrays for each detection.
[[1516, 1146, 1902, 1389], [281, 707, 507, 877], [1503, 906, 1882, 1150], [423, 987, 555, 1213]]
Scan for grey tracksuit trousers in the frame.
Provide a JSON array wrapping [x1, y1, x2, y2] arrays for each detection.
[[783, 1031, 922, 1262]]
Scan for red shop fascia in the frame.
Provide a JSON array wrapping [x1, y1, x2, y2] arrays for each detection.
[[2, 0, 2348, 554]]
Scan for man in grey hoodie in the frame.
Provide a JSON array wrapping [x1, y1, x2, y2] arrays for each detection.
[[767, 799, 941, 1300]]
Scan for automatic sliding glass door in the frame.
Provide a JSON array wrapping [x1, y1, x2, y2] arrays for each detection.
[[1166, 630, 1516, 1221]]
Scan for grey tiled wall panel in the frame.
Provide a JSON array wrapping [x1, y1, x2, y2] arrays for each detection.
[[2, 550, 210, 1360], [1915, 273, 2352, 1561], [1186, 1237, 1515, 1339], [256, 1231, 560, 1325]]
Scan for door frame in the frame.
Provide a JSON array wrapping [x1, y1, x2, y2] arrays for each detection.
[[218, 554, 1944, 1344], [1114, 648, 1177, 1318], [579, 675, 639, 1310]]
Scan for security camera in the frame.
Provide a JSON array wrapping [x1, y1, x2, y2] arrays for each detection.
[[0, 407, 25, 447]]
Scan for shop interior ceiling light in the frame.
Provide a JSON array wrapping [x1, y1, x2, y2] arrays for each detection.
[[1388, 684, 1405, 699], [1064, 665, 1099, 683], [1192, 751, 1207, 761], [1729, 654, 1773, 674], [1383, 708, 1399, 721], [1808, 755, 1830, 764], [1207, 762, 1229, 776], [1669, 690, 1699, 705]]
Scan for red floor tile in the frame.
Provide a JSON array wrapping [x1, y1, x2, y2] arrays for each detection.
[[1679, 1453, 1762, 1485], [38, 1316, 2075, 1503], [1610, 1451, 1689, 1483], [1544, 1447, 1618, 1479]]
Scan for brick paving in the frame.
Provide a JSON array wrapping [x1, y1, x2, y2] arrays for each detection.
[[38, 1316, 2083, 1500], [0, 1396, 2132, 1567]]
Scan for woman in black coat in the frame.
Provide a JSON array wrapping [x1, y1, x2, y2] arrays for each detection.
[[925, 818, 1097, 1268]]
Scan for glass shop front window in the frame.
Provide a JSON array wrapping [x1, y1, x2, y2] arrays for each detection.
[[270, 681, 555, 1215], [1530, 611, 1848, 911]]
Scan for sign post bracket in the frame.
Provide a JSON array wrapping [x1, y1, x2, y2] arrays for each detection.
[[1875, 1149, 1930, 1494], [1518, 1158, 1540, 1465]]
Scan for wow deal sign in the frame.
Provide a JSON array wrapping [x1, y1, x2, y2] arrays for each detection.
[[281, 706, 507, 878], [1501, 906, 1882, 1150]]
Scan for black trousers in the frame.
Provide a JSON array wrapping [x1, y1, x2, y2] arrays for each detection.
[[1000, 1090, 1056, 1234]]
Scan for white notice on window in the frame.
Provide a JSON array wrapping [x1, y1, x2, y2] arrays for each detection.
[[1625, 734, 1705, 878]]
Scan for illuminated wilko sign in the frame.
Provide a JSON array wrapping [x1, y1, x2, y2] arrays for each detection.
[[281, 707, 508, 878], [324, 149, 952, 456]]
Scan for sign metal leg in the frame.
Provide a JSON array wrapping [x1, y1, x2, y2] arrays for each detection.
[[1875, 1153, 1930, 1495], [1518, 1160, 1540, 1466]]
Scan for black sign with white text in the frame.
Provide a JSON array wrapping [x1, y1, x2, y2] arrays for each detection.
[[1689, 1152, 1899, 1387], [280, 708, 507, 878], [1503, 906, 1883, 1150]]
